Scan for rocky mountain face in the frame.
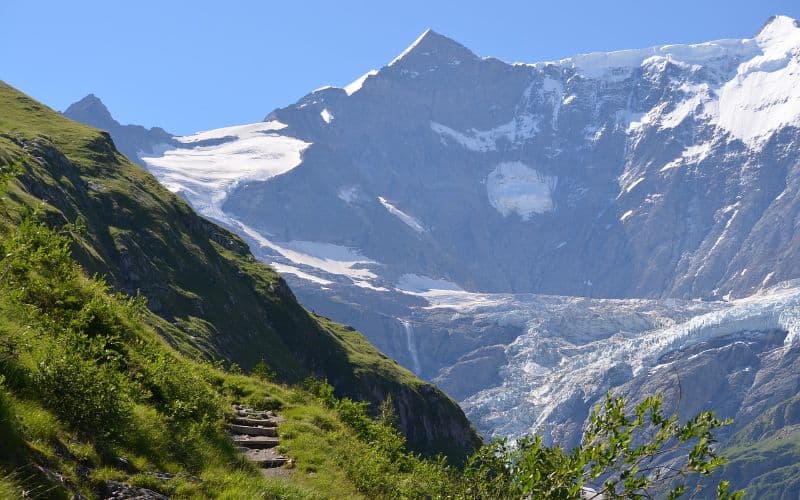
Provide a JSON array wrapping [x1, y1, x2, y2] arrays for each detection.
[[67, 15, 800, 494], [63, 94, 176, 166], [223, 16, 800, 301]]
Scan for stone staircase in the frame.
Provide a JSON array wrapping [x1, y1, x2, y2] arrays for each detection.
[[229, 405, 292, 475]]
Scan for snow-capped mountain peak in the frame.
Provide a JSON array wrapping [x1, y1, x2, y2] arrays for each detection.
[[309, 29, 478, 99], [756, 14, 800, 44], [387, 28, 477, 68]]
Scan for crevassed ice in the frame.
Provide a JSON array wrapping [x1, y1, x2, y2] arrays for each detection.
[[449, 282, 800, 442]]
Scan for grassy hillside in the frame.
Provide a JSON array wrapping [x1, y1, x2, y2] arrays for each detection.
[[716, 395, 800, 496], [0, 81, 480, 462], [0, 215, 463, 498]]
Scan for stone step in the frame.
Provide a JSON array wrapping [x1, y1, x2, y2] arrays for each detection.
[[234, 409, 274, 419], [231, 435, 280, 449], [231, 416, 278, 427], [243, 448, 289, 468], [228, 424, 278, 437]]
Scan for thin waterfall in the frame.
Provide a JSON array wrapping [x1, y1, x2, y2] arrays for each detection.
[[399, 319, 422, 375]]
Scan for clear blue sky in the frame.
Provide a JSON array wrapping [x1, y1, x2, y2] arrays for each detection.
[[2, 0, 798, 135]]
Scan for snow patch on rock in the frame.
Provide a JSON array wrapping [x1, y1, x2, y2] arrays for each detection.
[[338, 185, 360, 204], [378, 197, 426, 233], [397, 274, 464, 293], [271, 263, 333, 285], [487, 162, 556, 219], [430, 114, 540, 152]]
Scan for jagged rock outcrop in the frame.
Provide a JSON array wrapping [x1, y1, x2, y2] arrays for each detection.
[[63, 94, 176, 166]]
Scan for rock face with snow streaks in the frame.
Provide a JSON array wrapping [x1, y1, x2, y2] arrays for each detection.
[[220, 16, 800, 301]]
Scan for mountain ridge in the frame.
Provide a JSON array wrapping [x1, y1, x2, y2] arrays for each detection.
[[63, 93, 177, 167]]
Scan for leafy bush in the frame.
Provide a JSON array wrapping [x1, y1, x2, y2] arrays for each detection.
[[250, 358, 276, 381], [302, 377, 337, 409], [0, 375, 21, 450], [34, 341, 131, 437], [462, 393, 744, 499]]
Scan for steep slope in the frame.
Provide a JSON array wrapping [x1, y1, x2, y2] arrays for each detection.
[[0, 81, 480, 461], [0, 219, 467, 498]]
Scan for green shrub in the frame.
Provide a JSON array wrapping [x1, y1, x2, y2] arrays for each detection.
[[250, 358, 276, 381], [34, 342, 131, 438], [139, 350, 222, 424], [302, 377, 336, 409], [461, 393, 744, 499], [0, 375, 22, 454]]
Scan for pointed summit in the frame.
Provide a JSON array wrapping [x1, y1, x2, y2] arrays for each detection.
[[387, 29, 477, 68], [64, 94, 118, 130], [754, 15, 800, 53], [757, 14, 799, 37]]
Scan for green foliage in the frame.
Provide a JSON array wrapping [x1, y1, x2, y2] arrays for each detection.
[[0, 217, 323, 497], [0, 80, 482, 462], [0, 220, 743, 499], [0, 217, 131, 437], [303, 377, 337, 409], [378, 395, 398, 429], [0, 159, 21, 186], [34, 342, 131, 437], [462, 393, 744, 499], [251, 357, 277, 381], [0, 375, 23, 462], [580, 393, 741, 499]]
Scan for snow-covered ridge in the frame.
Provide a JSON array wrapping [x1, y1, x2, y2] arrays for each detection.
[[544, 37, 758, 80], [316, 16, 800, 147], [538, 15, 798, 79], [590, 15, 800, 147], [389, 28, 434, 67], [301, 15, 800, 157], [343, 69, 379, 96]]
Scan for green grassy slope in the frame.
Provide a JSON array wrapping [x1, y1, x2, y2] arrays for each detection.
[[0, 81, 480, 462], [0, 216, 462, 498], [715, 394, 800, 497]]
